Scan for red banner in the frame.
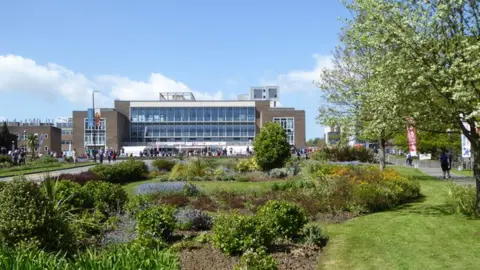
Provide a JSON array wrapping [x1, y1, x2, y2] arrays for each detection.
[[407, 118, 417, 155]]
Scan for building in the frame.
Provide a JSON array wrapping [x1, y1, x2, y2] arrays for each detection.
[[55, 117, 73, 152], [72, 87, 306, 155], [324, 125, 341, 146], [6, 120, 62, 154]]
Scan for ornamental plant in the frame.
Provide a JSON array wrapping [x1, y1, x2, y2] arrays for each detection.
[[253, 122, 291, 172], [136, 205, 176, 241], [256, 200, 308, 239]]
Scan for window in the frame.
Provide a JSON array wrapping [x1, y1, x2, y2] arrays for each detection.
[[273, 117, 295, 145], [44, 134, 48, 139], [44, 146, 48, 151]]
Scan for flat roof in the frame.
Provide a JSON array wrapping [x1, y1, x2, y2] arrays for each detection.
[[127, 101, 257, 108]]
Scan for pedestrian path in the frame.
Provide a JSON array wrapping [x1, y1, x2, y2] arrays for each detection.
[[417, 166, 475, 187]]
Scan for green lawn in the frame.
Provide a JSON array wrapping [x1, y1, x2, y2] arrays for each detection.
[[452, 168, 473, 177], [0, 162, 94, 177], [318, 166, 480, 270]]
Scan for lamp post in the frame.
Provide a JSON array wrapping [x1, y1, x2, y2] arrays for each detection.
[[23, 130, 26, 152], [11, 140, 14, 152], [92, 90, 99, 162], [447, 129, 453, 171]]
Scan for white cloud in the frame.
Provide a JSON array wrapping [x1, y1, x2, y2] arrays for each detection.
[[260, 54, 333, 93], [0, 116, 6, 122], [0, 55, 223, 107]]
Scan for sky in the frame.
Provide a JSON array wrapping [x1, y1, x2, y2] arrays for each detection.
[[0, 0, 350, 139]]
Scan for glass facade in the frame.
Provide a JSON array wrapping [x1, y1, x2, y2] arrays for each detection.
[[130, 107, 256, 143], [273, 117, 295, 145], [84, 118, 106, 146]]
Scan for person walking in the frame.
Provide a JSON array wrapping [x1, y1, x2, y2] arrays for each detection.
[[72, 148, 77, 166], [99, 148, 104, 164], [107, 150, 112, 163], [439, 151, 451, 179]]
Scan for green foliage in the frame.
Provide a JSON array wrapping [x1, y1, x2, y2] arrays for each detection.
[[212, 213, 273, 255], [235, 158, 260, 173], [35, 155, 58, 164], [42, 179, 91, 211], [447, 184, 478, 217], [0, 155, 13, 164], [0, 245, 180, 269], [0, 122, 10, 149], [234, 248, 278, 270], [256, 200, 308, 239], [82, 181, 128, 214], [316, 146, 375, 163], [253, 122, 291, 172], [301, 224, 329, 247], [89, 159, 149, 184], [126, 194, 153, 217], [0, 178, 74, 251], [26, 134, 39, 161], [152, 159, 176, 172], [136, 206, 176, 241], [394, 131, 460, 157]]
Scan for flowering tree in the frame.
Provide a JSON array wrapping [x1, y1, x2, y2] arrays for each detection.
[[338, 0, 480, 213]]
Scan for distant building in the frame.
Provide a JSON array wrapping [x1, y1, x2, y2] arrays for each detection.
[[6, 120, 61, 154], [72, 87, 306, 155], [55, 117, 73, 152]]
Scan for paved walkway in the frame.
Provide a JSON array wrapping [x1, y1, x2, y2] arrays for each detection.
[[417, 166, 475, 187], [0, 159, 154, 182]]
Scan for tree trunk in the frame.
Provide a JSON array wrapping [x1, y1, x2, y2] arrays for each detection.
[[473, 148, 480, 216], [379, 138, 386, 171]]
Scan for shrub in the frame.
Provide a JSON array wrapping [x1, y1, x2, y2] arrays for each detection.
[[253, 122, 291, 171], [136, 182, 198, 196], [256, 200, 308, 239], [126, 194, 153, 217], [175, 209, 213, 231], [301, 223, 329, 247], [34, 155, 58, 164], [89, 159, 148, 184], [236, 158, 260, 173], [212, 213, 273, 255], [42, 179, 91, 211], [319, 146, 374, 162], [187, 158, 208, 178], [269, 168, 289, 178], [0, 178, 73, 251], [353, 182, 397, 212], [169, 163, 189, 180], [152, 159, 176, 172], [0, 155, 13, 164], [447, 184, 477, 217], [82, 181, 128, 214], [58, 171, 101, 185], [136, 206, 176, 241], [234, 248, 278, 270]]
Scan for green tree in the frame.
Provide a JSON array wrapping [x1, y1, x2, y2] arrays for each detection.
[[339, 0, 480, 213], [26, 134, 39, 161], [394, 131, 461, 158], [307, 137, 325, 148], [253, 122, 291, 172], [0, 122, 10, 149]]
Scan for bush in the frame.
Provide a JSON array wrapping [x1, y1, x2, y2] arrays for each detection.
[[175, 209, 213, 231], [89, 159, 148, 184], [0, 178, 73, 251], [234, 248, 278, 270], [82, 181, 129, 214], [58, 171, 101, 185], [42, 179, 91, 211], [136, 206, 176, 241], [269, 168, 289, 178], [136, 182, 198, 196], [301, 224, 329, 247], [126, 194, 153, 217], [235, 158, 260, 173], [317, 146, 375, 162], [169, 163, 189, 180], [34, 155, 58, 164], [447, 184, 477, 217], [253, 122, 291, 171], [152, 159, 176, 172], [0, 155, 13, 164], [256, 200, 308, 239], [212, 214, 273, 255]]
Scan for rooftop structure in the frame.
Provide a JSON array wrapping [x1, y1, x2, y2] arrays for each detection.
[[159, 92, 196, 101]]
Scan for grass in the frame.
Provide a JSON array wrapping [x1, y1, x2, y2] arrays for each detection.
[[318, 166, 480, 270], [452, 168, 473, 177], [0, 162, 94, 177]]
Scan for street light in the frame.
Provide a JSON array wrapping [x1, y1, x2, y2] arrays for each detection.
[[92, 90, 100, 163]]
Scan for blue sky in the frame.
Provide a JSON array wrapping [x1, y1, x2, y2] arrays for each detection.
[[0, 0, 349, 139]]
